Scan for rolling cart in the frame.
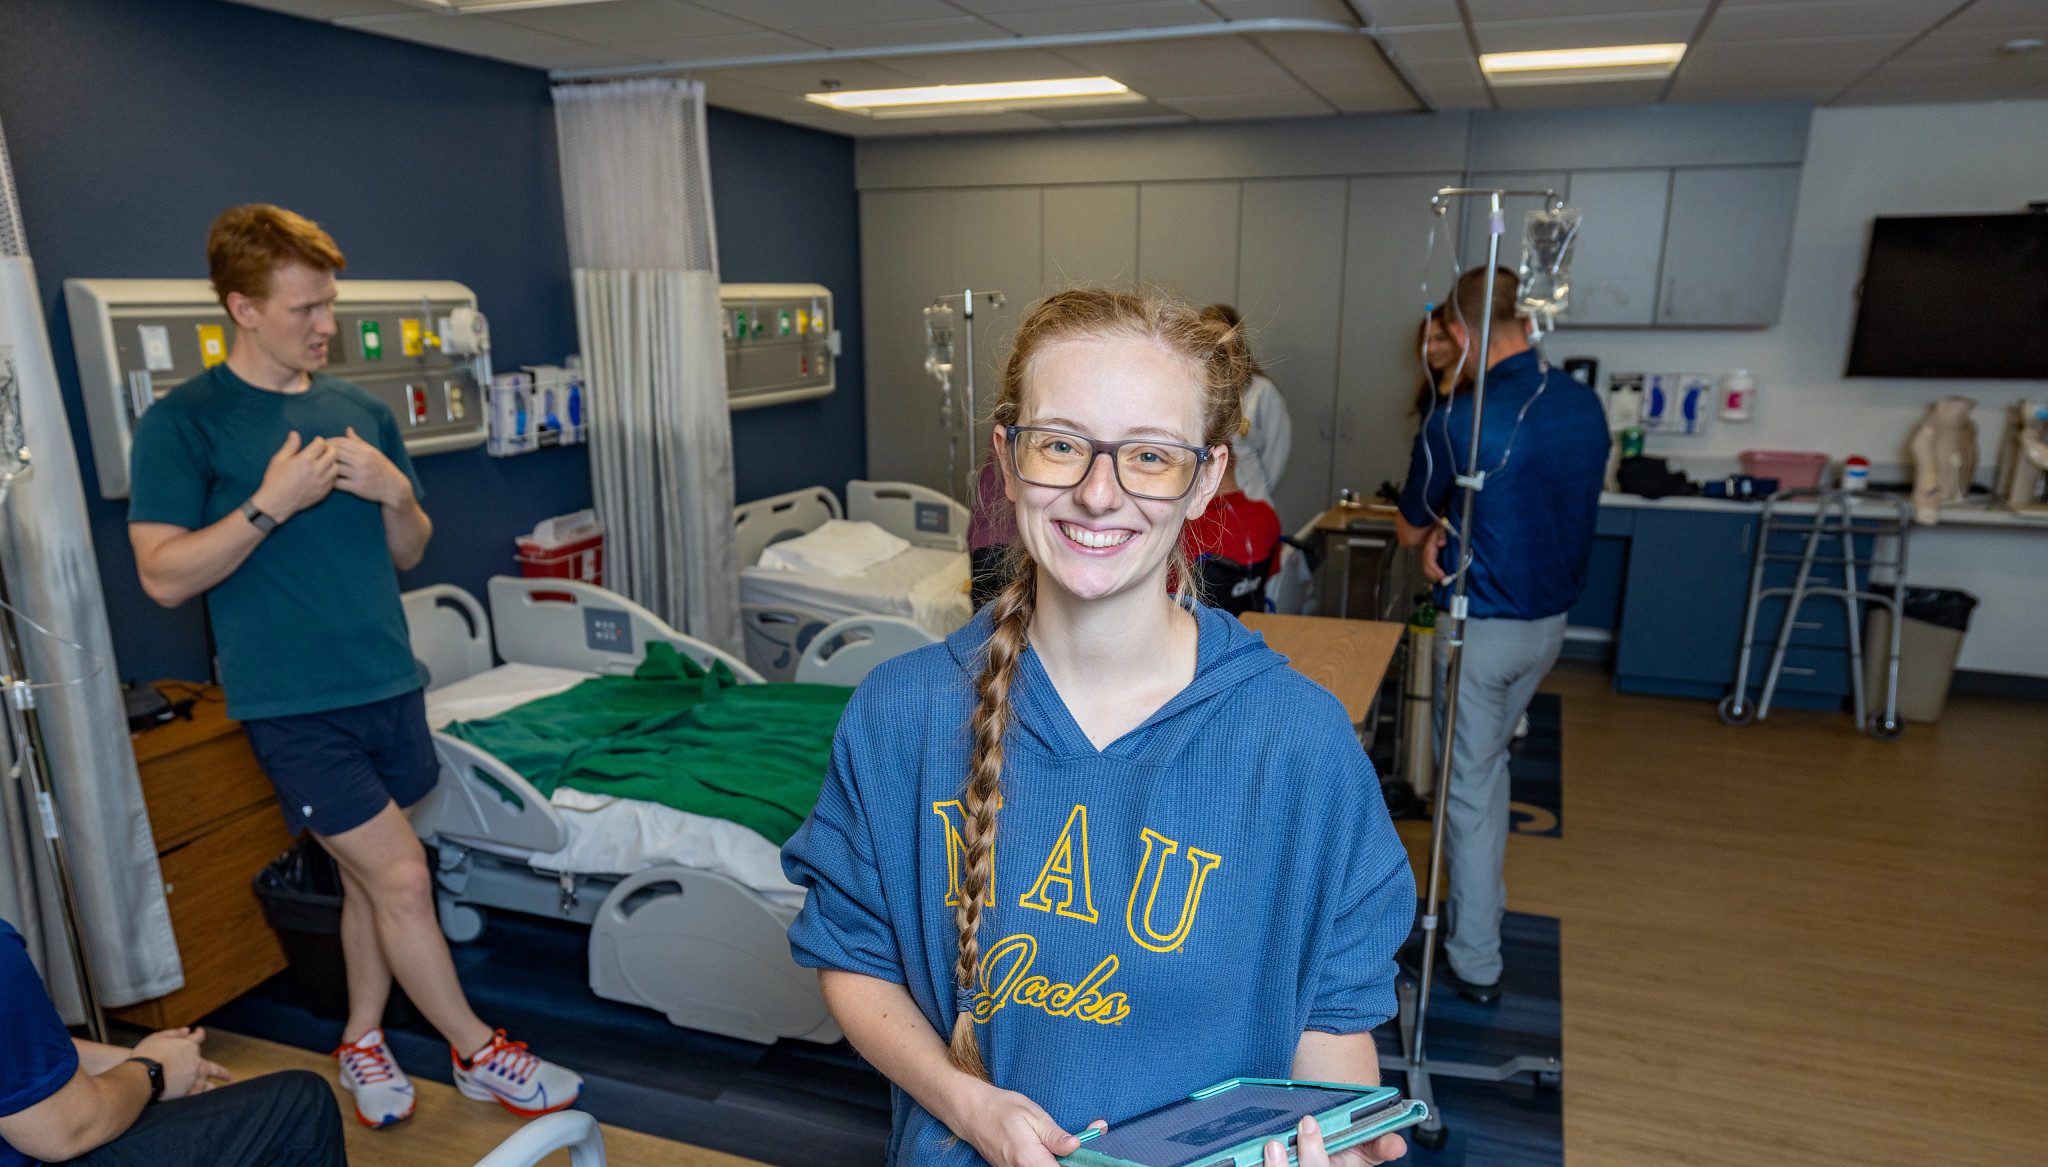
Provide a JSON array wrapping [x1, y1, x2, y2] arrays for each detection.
[[1719, 490, 1912, 739]]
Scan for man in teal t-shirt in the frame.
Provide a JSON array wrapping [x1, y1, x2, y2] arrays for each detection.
[[126, 204, 581, 1131]]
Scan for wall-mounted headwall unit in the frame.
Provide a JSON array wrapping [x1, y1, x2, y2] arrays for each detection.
[[854, 102, 1813, 531], [721, 282, 839, 411], [65, 278, 490, 499]]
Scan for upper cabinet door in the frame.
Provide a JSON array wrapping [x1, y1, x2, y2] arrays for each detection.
[[1563, 168, 1671, 327], [1457, 171, 1570, 283], [1137, 181, 1242, 307], [1656, 165, 1803, 327]]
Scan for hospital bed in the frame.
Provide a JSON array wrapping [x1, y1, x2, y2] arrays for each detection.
[[735, 480, 971, 679], [404, 575, 864, 1046]]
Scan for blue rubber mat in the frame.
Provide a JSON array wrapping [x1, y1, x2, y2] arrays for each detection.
[[1510, 693, 1563, 837], [212, 909, 1562, 1167]]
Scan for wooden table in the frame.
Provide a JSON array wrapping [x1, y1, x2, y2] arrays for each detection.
[[1239, 612, 1404, 725], [111, 683, 294, 1029]]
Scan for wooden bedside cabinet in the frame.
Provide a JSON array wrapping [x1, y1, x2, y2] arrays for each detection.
[[110, 684, 296, 1030]]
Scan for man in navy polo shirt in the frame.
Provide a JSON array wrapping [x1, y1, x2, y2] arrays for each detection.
[[0, 917, 342, 1165], [1397, 266, 1609, 1003]]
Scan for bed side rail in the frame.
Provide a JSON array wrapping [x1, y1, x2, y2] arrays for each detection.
[[401, 584, 494, 689], [485, 575, 766, 684], [848, 479, 970, 551], [734, 485, 841, 569], [410, 732, 568, 854]]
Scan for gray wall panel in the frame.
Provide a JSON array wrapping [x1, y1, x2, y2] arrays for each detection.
[[1335, 172, 1466, 506], [1565, 168, 1671, 326], [1457, 171, 1570, 286], [1043, 184, 1140, 291], [858, 112, 1472, 190], [860, 188, 954, 493], [1468, 103, 1812, 172], [949, 187, 1044, 493], [1138, 181, 1242, 307], [1236, 178, 1350, 532], [1658, 165, 1803, 326]]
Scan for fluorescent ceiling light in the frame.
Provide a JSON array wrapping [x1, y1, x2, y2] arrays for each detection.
[[1480, 43, 1687, 86], [804, 76, 1141, 119]]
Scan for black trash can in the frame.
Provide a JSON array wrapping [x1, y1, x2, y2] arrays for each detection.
[[252, 840, 419, 1027], [1863, 586, 1978, 723]]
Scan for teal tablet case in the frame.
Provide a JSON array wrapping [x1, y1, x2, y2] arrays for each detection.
[[1058, 1077, 1430, 1167]]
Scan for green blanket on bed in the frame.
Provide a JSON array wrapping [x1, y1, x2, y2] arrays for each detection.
[[441, 644, 851, 845]]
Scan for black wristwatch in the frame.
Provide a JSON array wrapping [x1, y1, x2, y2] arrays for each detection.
[[240, 498, 280, 535], [124, 1056, 165, 1103]]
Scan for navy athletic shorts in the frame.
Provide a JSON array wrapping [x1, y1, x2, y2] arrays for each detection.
[[242, 688, 439, 837]]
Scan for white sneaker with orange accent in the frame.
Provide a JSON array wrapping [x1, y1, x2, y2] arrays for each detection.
[[334, 1028, 416, 1128], [451, 1030, 582, 1117]]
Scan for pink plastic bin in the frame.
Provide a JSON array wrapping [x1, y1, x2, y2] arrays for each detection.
[[1739, 450, 1830, 491]]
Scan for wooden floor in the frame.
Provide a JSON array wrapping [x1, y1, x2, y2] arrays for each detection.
[[1396, 667, 2048, 1165], [202, 1031, 767, 1167], [198, 667, 2046, 1166]]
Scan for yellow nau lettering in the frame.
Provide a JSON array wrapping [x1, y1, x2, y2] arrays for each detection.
[[1017, 804, 1099, 922], [931, 800, 996, 907], [1124, 828, 1222, 953]]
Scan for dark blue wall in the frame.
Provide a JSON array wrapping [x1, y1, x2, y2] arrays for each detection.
[[0, 0, 864, 684], [708, 108, 868, 506]]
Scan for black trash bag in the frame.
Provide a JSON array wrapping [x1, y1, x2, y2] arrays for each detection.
[[1869, 585, 1979, 632], [252, 839, 419, 1025], [1616, 455, 1698, 499]]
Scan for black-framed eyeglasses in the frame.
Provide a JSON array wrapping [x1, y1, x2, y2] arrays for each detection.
[[1005, 424, 1213, 502]]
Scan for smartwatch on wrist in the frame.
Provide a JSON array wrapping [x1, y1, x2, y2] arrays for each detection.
[[240, 498, 280, 535], [124, 1056, 165, 1103]]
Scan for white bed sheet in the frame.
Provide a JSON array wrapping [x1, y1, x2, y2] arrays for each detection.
[[424, 664, 803, 909], [741, 545, 970, 637]]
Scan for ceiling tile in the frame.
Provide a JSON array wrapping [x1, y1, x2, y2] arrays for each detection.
[[977, 1, 1224, 36], [1251, 31, 1420, 110], [1209, 0, 1358, 20], [1397, 55, 1492, 106], [788, 16, 1013, 50], [1674, 34, 1913, 79], [883, 48, 1109, 83], [1667, 75, 1846, 102], [1491, 76, 1669, 106], [1895, 21, 2048, 62], [949, 0, 1200, 13], [1472, 10, 1705, 54], [626, 30, 824, 64], [1041, 98, 1191, 122], [688, 0, 961, 32], [1464, 0, 1703, 21], [1374, 23, 1473, 60], [489, 0, 751, 46], [1865, 53, 2048, 83], [1939, 0, 2048, 32], [713, 58, 931, 91], [1357, 0, 1463, 27], [1702, 1, 1957, 44], [346, 12, 615, 64], [857, 110, 1063, 135], [1834, 75, 2048, 104], [1164, 90, 1339, 118], [230, 0, 420, 18]]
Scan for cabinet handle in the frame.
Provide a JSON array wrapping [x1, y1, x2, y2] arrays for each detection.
[[1794, 621, 1823, 631], [1780, 666, 1816, 676]]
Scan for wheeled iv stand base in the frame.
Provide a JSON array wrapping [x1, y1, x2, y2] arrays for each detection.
[[1376, 188, 1566, 1152]]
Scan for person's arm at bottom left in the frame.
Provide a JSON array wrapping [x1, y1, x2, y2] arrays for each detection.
[[1284, 1030, 1406, 1167], [0, 1061, 154, 1163]]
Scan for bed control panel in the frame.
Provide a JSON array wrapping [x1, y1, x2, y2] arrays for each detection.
[[65, 278, 491, 499], [721, 282, 837, 412], [584, 607, 633, 654]]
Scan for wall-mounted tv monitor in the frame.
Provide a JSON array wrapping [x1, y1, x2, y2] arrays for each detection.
[[1845, 212, 2048, 380]]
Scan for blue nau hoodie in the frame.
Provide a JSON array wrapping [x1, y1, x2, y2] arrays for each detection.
[[782, 603, 1417, 1166]]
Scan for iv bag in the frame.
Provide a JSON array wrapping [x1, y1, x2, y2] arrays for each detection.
[[923, 303, 955, 385], [1519, 208, 1580, 333]]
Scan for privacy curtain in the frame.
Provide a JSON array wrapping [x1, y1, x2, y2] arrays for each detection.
[[0, 116, 180, 1016], [552, 79, 740, 651]]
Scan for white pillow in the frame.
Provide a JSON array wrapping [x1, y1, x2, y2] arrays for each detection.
[[756, 520, 911, 576]]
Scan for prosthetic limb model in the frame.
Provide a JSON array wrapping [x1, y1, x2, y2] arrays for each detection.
[[1908, 395, 1977, 525], [1993, 400, 2048, 513]]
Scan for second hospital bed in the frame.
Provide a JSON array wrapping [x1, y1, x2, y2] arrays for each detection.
[[735, 480, 971, 680], [404, 575, 929, 1045]]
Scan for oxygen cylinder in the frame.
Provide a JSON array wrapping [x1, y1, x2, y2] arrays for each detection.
[[1402, 603, 1437, 799]]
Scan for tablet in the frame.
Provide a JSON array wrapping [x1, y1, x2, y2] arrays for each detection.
[[1058, 1078, 1429, 1167]]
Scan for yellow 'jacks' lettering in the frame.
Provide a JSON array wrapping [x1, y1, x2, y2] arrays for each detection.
[[1017, 804, 1099, 922], [972, 933, 1129, 1025], [1125, 828, 1222, 953]]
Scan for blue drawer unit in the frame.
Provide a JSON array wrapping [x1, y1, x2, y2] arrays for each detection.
[[1613, 507, 1757, 699]]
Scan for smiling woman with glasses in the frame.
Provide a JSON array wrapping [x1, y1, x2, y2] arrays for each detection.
[[781, 289, 1415, 1167]]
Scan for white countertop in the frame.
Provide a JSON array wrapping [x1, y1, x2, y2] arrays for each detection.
[[1600, 491, 2048, 531]]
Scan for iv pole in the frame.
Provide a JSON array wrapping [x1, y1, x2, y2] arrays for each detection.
[[1378, 187, 1564, 1152], [0, 347, 105, 1041], [930, 289, 1005, 503]]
